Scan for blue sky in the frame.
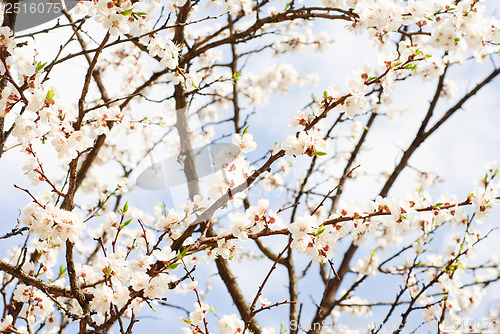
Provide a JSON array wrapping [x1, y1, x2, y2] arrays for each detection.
[[1, 1, 500, 332]]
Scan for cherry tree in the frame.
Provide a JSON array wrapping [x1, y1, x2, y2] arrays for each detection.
[[0, 0, 500, 333]]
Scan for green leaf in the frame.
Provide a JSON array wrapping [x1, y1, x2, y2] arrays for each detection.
[[312, 151, 327, 156], [59, 265, 67, 276], [135, 12, 147, 17], [168, 262, 180, 270], [103, 266, 112, 276], [121, 201, 129, 214], [177, 246, 190, 259], [316, 224, 326, 236], [232, 72, 242, 82], [406, 64, 417, 71], [182, 318, 191, 324], [242, 125, 249, 136], [46, 89, 55, 101], [36, 61, 47, 72], [120, 218, 133, 229], [121, 8, 133, 16]]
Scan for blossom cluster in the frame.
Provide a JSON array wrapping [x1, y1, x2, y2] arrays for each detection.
[[282, 130, 330, 157], [228, 198, 282, 240], [22, 203, 84, 243], [0, 0, 499, 333]]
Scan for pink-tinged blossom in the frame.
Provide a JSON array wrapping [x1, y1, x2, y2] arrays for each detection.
[[143, 275, 170, 299], [22, 203, 84, 242], [131, 254, 154, 273], [155, 210, 182, 230], [423, 304, 442, 322], [12, 118, 41, 144], [470, 187, 499, 223], [282, 130, 330, 157], [147, 37, 179, 70], [289, 110, 313, 128], [229, 212, 251, 240], [232, 133, 257, 153], [183, 195, 210, 214], [337, 94, 369, 119], [259, 171, 283, 192], [289, 215, 319, 239], [153, 246, 176, 262], [337, 294, 373, 318], [215, 238, 242, 259], [89, 285, 113, 313], [130, 271, 150, 292], [101, 13, 130, 35], [352, 256, 381, 277], [184, 69, 202, 89], [0, 315, 13, 332], [13, 284, 31, 303], [189, 302, 209, 326], [0, 0, 499, 332], [68, 127, 94, 154], [166, 0, 188, 12], [217, 314, 245, 334]]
